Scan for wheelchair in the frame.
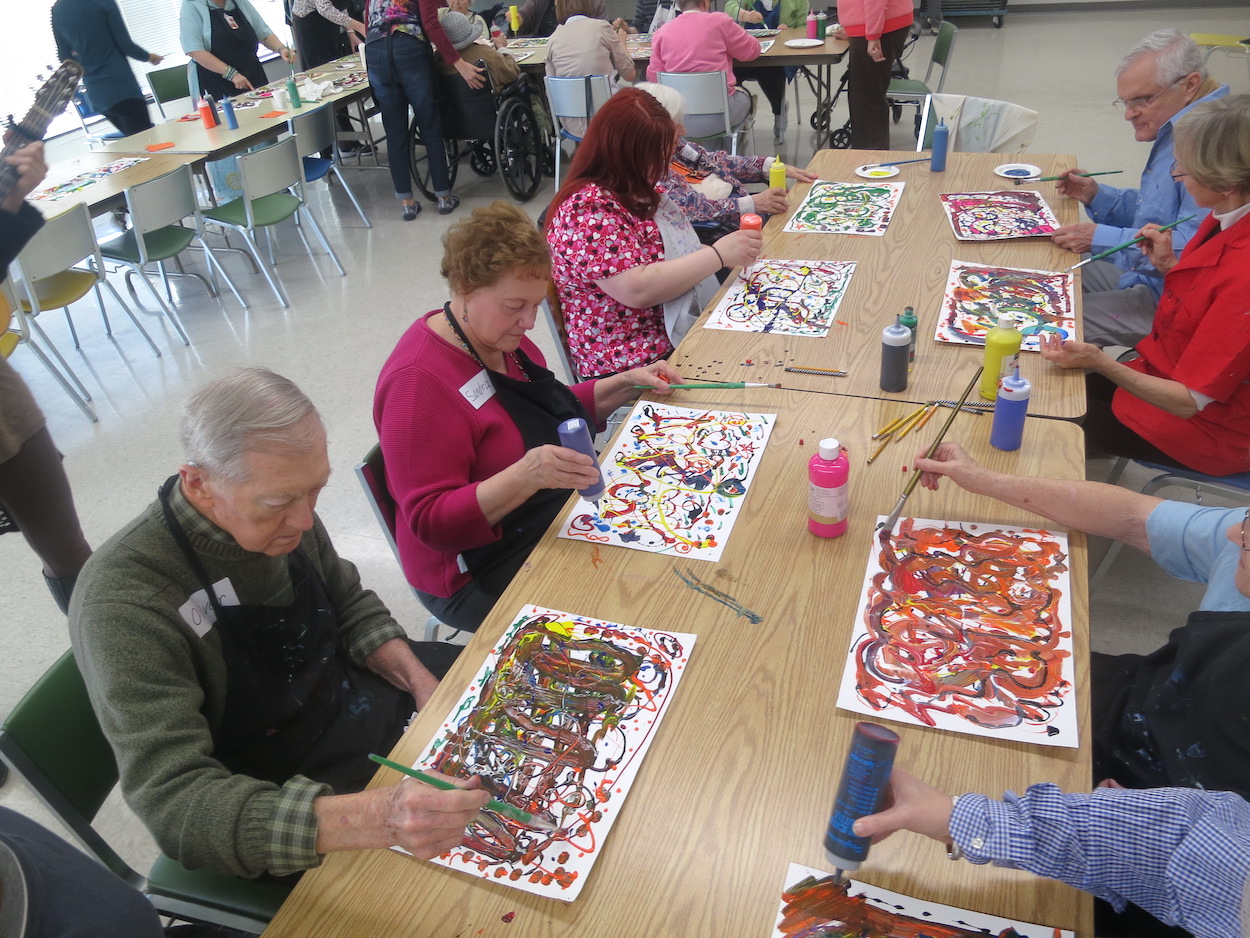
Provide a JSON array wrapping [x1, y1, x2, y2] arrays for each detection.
[[410, 67, 549, 203]]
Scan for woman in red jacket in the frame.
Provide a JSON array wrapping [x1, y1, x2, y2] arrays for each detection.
[[830, 0, 914, 149], [1041, 94, 1250, 477]]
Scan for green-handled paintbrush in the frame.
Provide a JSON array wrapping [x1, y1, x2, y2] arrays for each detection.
[[1015, 169, 1123, 186], [632, 381, 781, 389], [369, 753, 559, 831], [1068, 213, 1197, 271]]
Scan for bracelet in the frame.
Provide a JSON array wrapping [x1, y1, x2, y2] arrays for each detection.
[[223, 66, 237, 80], [708, 243, 725, 268]]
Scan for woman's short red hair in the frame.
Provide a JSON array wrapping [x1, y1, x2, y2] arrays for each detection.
[[547, 88, 676, 223]]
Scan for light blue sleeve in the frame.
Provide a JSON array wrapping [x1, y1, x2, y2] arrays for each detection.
[[1146, 501, 1249, 612], [951, 784, 1250, 938], [180, 0, 211, 53], [1085, 184, 1141, 254]]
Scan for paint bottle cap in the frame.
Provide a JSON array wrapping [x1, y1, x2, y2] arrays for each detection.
[[996, 314, 1015, 330], [740, 213, 763, 231], [819, 438, 840, 460]]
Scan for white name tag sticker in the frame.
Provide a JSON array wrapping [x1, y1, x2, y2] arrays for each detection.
[[459, 370, 495, 409], [178, 577, 241, 637]]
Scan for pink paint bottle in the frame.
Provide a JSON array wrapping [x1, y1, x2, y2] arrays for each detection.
[[806, 10, 818, 39], [808, 437, 849, 537]]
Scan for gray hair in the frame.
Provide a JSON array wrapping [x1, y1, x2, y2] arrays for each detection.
[[634, 81, 686, 124], [181, 367, 323, 483], [674, 0, 704, 11], [1174, 94, 1250, 194], [1117, 29, 1207, 86]]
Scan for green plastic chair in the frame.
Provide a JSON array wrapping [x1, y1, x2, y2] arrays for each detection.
[[888, 21, 958, 137], [0, 651, 291, 934], [147, 63, 192, 120], [201, 136, 346, 308], [99, 164, 247, 326]]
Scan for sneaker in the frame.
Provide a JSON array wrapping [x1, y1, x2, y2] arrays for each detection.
[[773, 98, 789, 146], [401, 202, 420, 221], [437, 194, 461, 216]]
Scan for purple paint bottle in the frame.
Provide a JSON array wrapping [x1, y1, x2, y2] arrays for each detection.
[[557, 417, 605, 503], [824, 722, 899, 878]]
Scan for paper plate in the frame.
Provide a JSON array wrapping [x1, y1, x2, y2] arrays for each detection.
[[855, 164, 900, 179], [784, 38, 824, 48], [994, 162, 1042, 179]]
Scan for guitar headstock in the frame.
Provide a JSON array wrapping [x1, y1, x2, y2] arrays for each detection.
[[9, 59, 84, 145]]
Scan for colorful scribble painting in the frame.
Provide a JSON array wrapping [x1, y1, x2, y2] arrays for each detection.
[[939, 190, 1060, 241], [559, 402, 775, 562], [417, 604, 695, 901], [935, 261, 1076, 351], [704, 259, 856, 336], [836, 516, 1077, 748], [774, 863, 1074, 938], [783, 180, 904, 236]]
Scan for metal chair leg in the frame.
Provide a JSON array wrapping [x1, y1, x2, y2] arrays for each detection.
[[27, 316, 92, 400], [101, 276, 163, 355], [299, 208, 346, 276], [19, 338, 98, 422]]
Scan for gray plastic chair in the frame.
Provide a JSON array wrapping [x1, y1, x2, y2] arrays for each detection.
[[543, 75, 613, 189], [658, 70, 750, 155], [289, 105, 371, 228]]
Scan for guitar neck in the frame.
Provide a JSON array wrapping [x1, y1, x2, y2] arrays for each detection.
[[0, 60, 85, 207]]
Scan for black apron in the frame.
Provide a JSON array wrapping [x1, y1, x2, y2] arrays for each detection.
[[158, 477, 411, 793], [197, 1, 269, 100], [443, 306, 591, 595], [1092, 609, 1250, 799]]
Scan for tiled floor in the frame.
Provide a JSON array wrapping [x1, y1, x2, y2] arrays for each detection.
[[4, 0, 1246, 899]]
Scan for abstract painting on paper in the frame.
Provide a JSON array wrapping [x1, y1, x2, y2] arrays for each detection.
[[783, 180, 904, 235], [836, 516, 1077, 748], [939, 190, 1061, 240], [704, 259, 856, 336], [774, 863, 1075, 938], [935, 260, 1076, 350], [416, 604, 695, 901], [559, 402, 775, 562]]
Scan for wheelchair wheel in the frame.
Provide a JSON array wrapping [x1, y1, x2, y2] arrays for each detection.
[[892, 104, 902, 124], [830, 125, 852, 149], [469, 143, 496, 177], [494, 97, 544, 203], [411, 127, 459, 201]]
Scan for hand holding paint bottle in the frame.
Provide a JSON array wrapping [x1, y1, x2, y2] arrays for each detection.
[[737, 213, 763, 280], [557, 418, 605, 504], [825, 722, 900, 880]]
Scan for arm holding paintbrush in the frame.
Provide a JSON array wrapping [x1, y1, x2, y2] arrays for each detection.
[[913, 441, 1158, 551]]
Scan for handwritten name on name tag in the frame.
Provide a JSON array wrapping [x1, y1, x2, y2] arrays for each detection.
[[459, 370, 495, 409], [178, 578, 241, 637]]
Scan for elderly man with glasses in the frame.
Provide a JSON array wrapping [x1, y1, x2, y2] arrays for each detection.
[[1049, 29, 1228, 349], [909, 440, 1250, 801]]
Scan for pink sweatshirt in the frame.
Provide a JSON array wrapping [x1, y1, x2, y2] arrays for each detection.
[[647, 10, 761, 88], [834, 0, 913, 40], [373, 311, 598, 598]]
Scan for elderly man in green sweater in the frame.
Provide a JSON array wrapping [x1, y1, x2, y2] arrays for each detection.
[[68, 367, 490, 880]]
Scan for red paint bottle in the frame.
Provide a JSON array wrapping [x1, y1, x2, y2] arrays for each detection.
[[808, 437, 849, 537]]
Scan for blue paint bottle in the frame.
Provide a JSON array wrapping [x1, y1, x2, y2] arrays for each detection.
[[557, 417, 605, 503], [930, 119, 948, 173], [824, 722, 900, 878], [221, 96, 239, 130], [990, 362, 1031, 451]]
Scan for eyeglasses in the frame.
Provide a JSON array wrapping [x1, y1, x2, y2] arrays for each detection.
[[1241, 514, 1250, 552], [1170, 161, 1189, 181], [1112, 76, 1183, 111]]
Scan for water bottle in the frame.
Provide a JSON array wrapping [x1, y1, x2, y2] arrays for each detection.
[[880, 315, 910, 393], [808, 438, 849, 538], [990, 363, 1031, 451], [221, 96, 239, 130], [898, 305, 918, 367], [980, 313, 1022, 400], [930, 119, 948, 172]]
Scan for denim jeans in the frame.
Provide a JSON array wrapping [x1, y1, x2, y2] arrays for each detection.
[[366, 32, 450, 198]]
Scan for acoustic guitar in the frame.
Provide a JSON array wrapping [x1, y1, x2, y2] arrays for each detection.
[[1, 59, 85, 346]]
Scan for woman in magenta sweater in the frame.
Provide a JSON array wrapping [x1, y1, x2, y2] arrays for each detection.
[[831, 0, 914, 149], [374, 202, 681, 633]]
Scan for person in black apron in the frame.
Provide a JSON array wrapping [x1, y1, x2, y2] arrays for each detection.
[[374, 201, 683, 633], [182, 0, 295, 97]]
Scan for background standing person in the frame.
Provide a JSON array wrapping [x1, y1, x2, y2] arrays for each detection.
[[0, 140, 93, 619], [51, 0, 163, 137], [830, 0, 913, 150], [181, 0, 295, 99], [544, 0, 635, 137], [289, 0, 366, 70], [723, 0, 806, 145], [363, 0, 483, 220]]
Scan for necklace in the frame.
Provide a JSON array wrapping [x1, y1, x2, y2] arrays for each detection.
[[444, 307, 526, 379]]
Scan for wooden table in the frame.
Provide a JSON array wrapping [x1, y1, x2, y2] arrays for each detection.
[[89, 58, 371, 162], [673, 149, 1088, 419], [27, 151, 201, 219], [261, 391, 1091, 938]]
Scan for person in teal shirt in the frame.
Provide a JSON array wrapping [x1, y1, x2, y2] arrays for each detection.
[[52, 0, 163, 136], [180, 0, 295, 100], [724, 0, 805, 145]]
